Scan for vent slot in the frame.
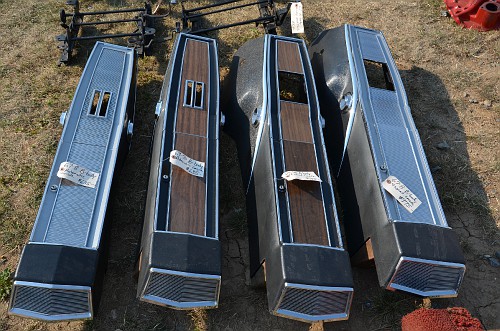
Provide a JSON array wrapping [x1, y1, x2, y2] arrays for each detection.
[[99, 92, 110, 117], [88, 90, 111, 117], [278, 72, 308, 104], [194, 82, 203, 108], [363, 60, 395, 91], [183, 80, 205, 109], [89, 90, 100, 115], [186, 81, 193, 106]]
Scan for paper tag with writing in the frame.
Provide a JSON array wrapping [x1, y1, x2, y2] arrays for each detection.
[[282, 171, 322, 182], [170, 150, 205, 178], [382, 176, 422, 213], [57, 162, 100, 188], [290, 2, 304, 34]]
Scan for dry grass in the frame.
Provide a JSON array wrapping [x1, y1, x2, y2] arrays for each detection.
[[0, 0, 499, 330]]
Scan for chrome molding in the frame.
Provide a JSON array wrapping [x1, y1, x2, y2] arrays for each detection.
[[338, 25, 360, 175]]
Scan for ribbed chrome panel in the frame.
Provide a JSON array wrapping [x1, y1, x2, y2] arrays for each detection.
[[275, 285, 352, 322], [10, 283, 91, 320], [388, 258, 465, 297], [142, 269, 220, 309]]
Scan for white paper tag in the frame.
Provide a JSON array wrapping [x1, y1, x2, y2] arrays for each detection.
[[169, 150, 205, 178], [282, 171, 322, 182], [290, 2, 304, 34], [57, 161, 100, 188], [382, 175, 422, 213]]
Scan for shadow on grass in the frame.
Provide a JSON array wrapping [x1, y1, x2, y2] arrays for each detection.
[[315, 53, 499, 329], [400, 66, 499, 328]]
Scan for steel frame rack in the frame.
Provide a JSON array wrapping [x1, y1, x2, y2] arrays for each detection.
[[180, 0, 292, 34], [56, 0, 155, 65]]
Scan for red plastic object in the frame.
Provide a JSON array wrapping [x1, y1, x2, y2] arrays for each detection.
[[402, 307, 484, 331], [444, 0, 500, 31]]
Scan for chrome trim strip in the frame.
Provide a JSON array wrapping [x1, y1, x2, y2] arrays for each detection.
[[154, 33, 183, 232], [388, 284, 458, 298], [274, 40, 295, 243], [213, 39, 220, 240], [9, 308, 92, 322], [13, 281, 92, 291], [274, 309, 349, 323], [203, 41, 210, 238], [166, 35, 190, 233], [163, 230, 218, 240], [338, 25, 360, 176], [12, 242, 97, 250], [300, 37, 343, 249], [150, 267, 221, 279], [265, 35, 283, 243], [297, 38, 332, 248], [246, 36, 269, 195], [140, 296, 218, 309], [284, 282, 354, 292], [88, 45, 133, 249], [396, 256, 466, 269], [282, 242, 344, 251]]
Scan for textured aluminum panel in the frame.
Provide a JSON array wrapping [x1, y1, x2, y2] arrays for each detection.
[[347, 25, 447, 227], [275, 285, 352, 322], [44, 144, 106, 246], [356, 30, 386, 63], [10, 283, 91, 320], [376, 124, 434, 223], [29, 42, 135, 248], [142, 269, 220, 308], [73, 49, 125, 146], [388, 258, 465, 297]]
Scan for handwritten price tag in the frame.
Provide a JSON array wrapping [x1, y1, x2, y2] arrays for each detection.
[[57, 162, 100, 188], [382, 176, 422, 213], [170, 150, 205, 178], [282, 171, 322, 182], [290, 2, 304, 34]]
